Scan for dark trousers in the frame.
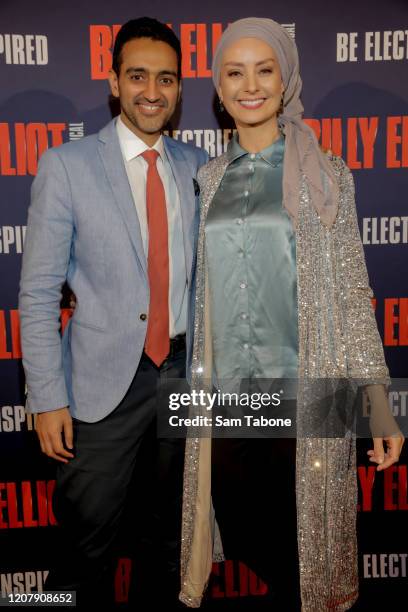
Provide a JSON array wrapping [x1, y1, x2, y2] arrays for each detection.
[[211, 436, 301, 610], [47, 349, 186, 609]]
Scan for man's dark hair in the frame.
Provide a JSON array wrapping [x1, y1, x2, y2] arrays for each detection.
[[112, 17, 182, 78]]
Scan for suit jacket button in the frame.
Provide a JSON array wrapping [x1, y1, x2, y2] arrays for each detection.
[[140, 313, 147, 321]]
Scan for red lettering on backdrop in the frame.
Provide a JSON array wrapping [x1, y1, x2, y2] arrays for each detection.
[[399, 298, 408, 345], [387, 116, 408, 168], [10, 310, 21, 359], [358, 117, 378, 168], [36, 481, 53, 526], [0, 309, 72, 360], [0, 123, 67, 176], [180, 23, 223, 77], [399, 466, 408, 510], [384, 298, 399, 346], [0, 484, 8, 528], [358, 465, 408, 511], [211, 562, 223, 597], [225, 560, 239, 597], [4, 298, 406, 362], [89, 25, 121, 80], [384, 298, 408, 346], [322, 118, 343, 156], [4, 483, 23, 528], [26, 124, 48, 175], [181, 24, 196, 78], [0, 309, 21, 359], [0, 123, 16, 176], [357, 466, 376, 511], [384, 466, 408, 511], [238, 562, 249, 597], [22, 481, 38, 527], [90, 23, 224, 80], [347, 118, 361, 169], [114, 558, 132, 603], [47, 124, 65, 148], [212, 23, 223, 54], [15, 123, 27, 175], [249, 563, 268, 596], [384, 467, 399, 511], [0, 481, 57, 529], [304, 117, 377, 166], [196, 24, 211, 78], [211, 561, 268, 598], [0, 311, 12, 359]]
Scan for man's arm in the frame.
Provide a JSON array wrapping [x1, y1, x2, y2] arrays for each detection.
[[19, 148, 75, 462]]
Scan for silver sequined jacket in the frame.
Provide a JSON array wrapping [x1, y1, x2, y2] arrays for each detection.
[[179, 153, 389, 611]]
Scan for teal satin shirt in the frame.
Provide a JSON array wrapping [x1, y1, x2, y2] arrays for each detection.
[[205, 135, 298, 395]]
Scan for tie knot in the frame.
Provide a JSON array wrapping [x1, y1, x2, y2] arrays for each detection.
[[141, 149, 160, 166]]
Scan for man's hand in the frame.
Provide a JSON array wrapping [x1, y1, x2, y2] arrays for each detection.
[[35, 407, 74, 463], [367, 434, 405, 472]]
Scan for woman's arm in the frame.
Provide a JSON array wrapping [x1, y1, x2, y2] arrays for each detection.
[[332, 159, 404, 469]]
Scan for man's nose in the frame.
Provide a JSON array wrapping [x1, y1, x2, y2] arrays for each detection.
[[144, 78, 160, 102]]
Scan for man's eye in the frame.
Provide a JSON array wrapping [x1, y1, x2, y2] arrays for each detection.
[[160, 77, 174, 85], [130, 74, 143, 80]]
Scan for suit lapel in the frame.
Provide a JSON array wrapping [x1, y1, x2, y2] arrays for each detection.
[[98, 120, 147, 279], [164, 137, 196, 285]]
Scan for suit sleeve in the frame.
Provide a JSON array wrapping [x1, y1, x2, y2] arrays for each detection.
[[199, 148, 209, 168], [19, 148, 74, 413]]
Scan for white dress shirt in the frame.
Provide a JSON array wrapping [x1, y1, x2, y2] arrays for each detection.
[[116, 116, 187, 337]]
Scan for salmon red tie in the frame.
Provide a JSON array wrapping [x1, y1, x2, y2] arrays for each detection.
[[141, 149, 169, 366]]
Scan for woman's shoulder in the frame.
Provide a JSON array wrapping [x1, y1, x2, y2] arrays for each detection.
[[197, 152, 229, 186], [324, 151, 352, 182]]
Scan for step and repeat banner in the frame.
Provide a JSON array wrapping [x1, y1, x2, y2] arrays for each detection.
[[0, 0, 407, 608]]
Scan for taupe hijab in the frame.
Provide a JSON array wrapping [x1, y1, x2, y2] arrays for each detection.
[[212, 17, 339, 227]]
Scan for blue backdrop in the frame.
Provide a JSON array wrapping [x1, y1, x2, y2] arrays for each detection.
[[0, 0, 407, 608]]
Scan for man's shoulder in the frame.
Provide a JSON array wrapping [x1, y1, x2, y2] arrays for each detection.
[[48, 131, 100, 161], [43, 120, 116, 164]]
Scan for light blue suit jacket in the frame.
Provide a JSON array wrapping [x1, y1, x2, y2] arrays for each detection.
[[19, 119, 208, 422]]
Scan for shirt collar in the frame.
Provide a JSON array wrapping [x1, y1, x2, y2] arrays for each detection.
[[226, 132, 285, 167], [116, 115, 165, 161]]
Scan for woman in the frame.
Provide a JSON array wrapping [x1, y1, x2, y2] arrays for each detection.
[[179, 18, 404, 611]]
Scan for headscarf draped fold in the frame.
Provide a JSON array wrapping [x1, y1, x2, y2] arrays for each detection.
[[212, 17, 339, 227]]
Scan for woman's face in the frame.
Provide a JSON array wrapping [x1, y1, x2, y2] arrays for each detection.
[[218, 37, 284, 131]]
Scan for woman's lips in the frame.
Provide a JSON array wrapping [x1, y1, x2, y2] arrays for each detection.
[[237, 98, 265, 110]]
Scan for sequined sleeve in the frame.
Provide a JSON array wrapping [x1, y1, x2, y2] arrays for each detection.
[[331, 157, 389, 382]]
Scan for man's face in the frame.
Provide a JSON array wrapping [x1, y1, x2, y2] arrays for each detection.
[[109, 37, 181, 145]]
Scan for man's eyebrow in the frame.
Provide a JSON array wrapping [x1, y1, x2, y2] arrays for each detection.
[[125, 67, 178, 77], [126, 67, 146, 73]]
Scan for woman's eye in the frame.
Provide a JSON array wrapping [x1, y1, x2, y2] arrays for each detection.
[[260, 68, 273, 74], [228, 71, 242, 77]]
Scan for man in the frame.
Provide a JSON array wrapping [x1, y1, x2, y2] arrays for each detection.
[[19, 17, 208, 609]]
